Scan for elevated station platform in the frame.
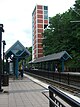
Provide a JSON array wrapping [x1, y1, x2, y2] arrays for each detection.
[[0, 75, 49, 107]]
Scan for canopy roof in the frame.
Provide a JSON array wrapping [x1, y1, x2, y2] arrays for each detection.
[[5, 40, 30, 58], [30, 51, 72, 63]]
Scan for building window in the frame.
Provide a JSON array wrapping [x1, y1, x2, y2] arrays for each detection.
[[44, 11, 48, 14], [37, 15, 43, 18], [44, 6, 48, 10], [37, 19, 43, 23], [44, 14, 48, 19], [37, 5, 42, 9], [37, 10, 43, 14]]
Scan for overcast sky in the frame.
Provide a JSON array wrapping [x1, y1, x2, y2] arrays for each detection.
[[0, 0, 75, 51]]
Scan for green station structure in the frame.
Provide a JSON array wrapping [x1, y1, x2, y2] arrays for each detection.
[[5, 40, 30, 78], [29, 51, 72, 72]]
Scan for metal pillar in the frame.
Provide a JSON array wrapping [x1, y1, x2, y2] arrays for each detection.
[[62, 60, 64, 72], [15, 58, 19, 78], [0, 24, 4, 92]]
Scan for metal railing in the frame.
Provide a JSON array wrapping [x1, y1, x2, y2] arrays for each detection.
[[47, 86, 80, 107], [28, 69, 80, 87]]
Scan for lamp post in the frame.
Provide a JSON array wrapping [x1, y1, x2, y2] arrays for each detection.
[[2, 40, 6, 74], [0, 24, 4, 92]]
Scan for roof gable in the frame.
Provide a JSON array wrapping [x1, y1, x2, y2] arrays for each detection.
[[5, 40, 30, 58], [31, 51, 72, 63]]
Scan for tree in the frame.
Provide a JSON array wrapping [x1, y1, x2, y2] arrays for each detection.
[[42, 0, 80, 69], [43, 11, 73, 55]]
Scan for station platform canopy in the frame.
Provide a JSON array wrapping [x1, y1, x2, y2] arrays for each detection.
[[5, 40, 30, 78], [5, 40, 30, 58], [29, 51, 72, 64]]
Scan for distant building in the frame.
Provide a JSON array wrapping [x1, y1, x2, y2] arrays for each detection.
[[32, 5, 49, 60]]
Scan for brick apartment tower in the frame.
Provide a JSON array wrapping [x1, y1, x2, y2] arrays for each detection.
[[32, 5, 48, 60]]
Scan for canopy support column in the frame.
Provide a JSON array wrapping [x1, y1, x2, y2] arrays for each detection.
[[15, 58, 19, 78], [61, 60, 64, 72]]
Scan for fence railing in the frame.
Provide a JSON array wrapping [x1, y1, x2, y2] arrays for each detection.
[[47, 86, 80, 107], [28, 69, 80, 87]]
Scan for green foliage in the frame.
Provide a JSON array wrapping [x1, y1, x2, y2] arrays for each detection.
[[42, 0, 80, 68]]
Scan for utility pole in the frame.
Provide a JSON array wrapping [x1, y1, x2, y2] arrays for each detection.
[[0, 24, 4, 92]]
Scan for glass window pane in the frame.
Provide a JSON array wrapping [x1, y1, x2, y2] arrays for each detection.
[[44, 11, 48, 14], [44, 6, 48, 10], [44, 14, 48, 19]]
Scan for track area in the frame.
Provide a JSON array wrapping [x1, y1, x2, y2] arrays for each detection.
[[25, 71, 80, 98]]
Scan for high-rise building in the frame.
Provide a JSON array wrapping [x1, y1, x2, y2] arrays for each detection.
[[32, 5, 48, 60]]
